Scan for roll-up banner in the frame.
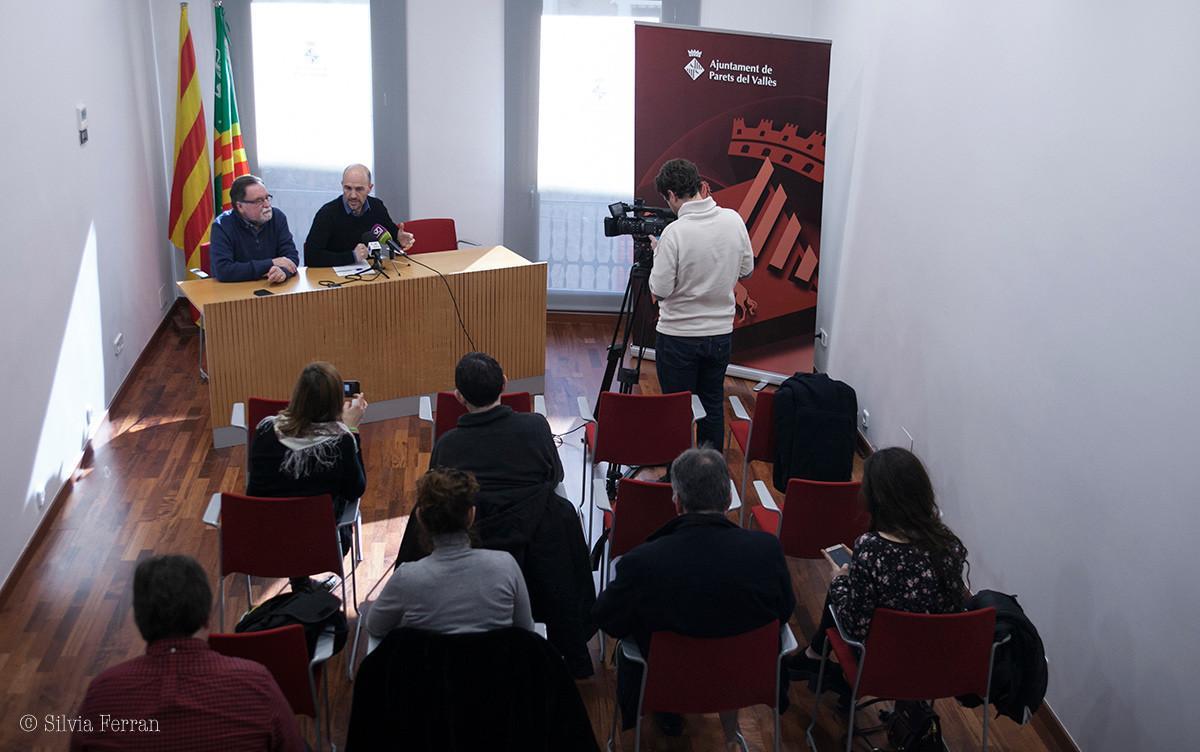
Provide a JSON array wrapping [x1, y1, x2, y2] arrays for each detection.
[[635, 24, 831, 377]]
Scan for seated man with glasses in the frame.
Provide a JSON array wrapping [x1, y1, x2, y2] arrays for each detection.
[[210, 174, 300, 283]]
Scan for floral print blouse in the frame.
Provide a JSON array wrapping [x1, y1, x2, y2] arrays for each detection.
[[829, 532, 966, 642]]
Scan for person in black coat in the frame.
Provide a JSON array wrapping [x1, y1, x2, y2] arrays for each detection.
[[593, 447, 796, 744], [396, 352, 595, 677]]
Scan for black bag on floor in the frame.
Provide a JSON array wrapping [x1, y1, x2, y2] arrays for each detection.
[[235, 590, 348, 659], [884, 700, 943, 751], [773, 372, 858, 490]]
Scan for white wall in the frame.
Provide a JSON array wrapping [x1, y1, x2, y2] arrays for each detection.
[[700, 0, 813, 38], [807, 2, 1200, 749], [0, 0, 206, 587], [406, 0, 505, 246]]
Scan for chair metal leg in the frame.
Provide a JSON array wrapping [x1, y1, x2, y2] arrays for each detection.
[[738, 455, 749, 526], [354, 514, 364, 563], [244, 575, 252, 610], [218, 577, 226, 632], [806, 642, 833, 751], [633, 711, 643, 752]]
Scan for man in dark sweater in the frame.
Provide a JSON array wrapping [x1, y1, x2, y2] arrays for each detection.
[[428, 352, 563, 488], [593, 447, 795, 744], [303, 164, 415, 267], [210, 174, 299, 283]]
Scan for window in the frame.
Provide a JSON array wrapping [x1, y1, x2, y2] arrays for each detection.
[[251, 0, 373, 258], [537, 2, 661, 308]]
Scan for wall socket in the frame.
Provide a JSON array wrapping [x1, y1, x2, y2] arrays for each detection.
[[817, 328, 830, 347], [113, 332, 124, 357], [159, 284, 170, 310], [35, 490, 46, 510], [860, 408, 870, 431]]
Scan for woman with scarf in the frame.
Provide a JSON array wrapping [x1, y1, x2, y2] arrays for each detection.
[[247, 361, 367, 592]]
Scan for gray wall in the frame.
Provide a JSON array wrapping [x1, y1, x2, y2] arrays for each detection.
[[809, 2, 1199, 749], [0, 0, 194, 587]]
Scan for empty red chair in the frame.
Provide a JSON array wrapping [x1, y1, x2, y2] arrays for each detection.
[[727, 391, 777, 524], [750, 478, 868, 559], [595, 478, 677, 592], [402, 218, 458, 254], [611, 621, 796, 752], [579, 391, 699, 545], [808, 607, 1004, 752]]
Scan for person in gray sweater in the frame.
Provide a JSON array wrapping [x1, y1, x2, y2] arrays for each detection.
[[367, 468, 534, 638]]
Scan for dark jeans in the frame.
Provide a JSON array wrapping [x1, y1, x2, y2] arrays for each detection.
[[655, 332, 731, 450]]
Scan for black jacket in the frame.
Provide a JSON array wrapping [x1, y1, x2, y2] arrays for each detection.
[[303, 196, 400, 267], [429, 405, 564, 490], [958, 590, 1048, 723], [593, 513, 796, 655], [346, 627, 598, 751], [773, 372, 858, 489]]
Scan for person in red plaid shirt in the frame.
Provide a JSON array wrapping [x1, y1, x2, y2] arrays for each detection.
[[70, 555, 304, 752]]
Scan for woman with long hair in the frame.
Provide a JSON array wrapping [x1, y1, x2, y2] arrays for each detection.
[[247, 361, 367, 590], [789, 447, 969, 676], [366, 467, 534, 637]]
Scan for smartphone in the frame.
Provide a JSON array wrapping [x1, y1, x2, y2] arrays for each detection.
[[253, 288, 273, 297], [823, 544, 852, 568], [343, 380, 361, 398]]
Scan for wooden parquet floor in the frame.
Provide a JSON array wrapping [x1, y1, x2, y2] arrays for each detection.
[[0, 312, 1065, 751]]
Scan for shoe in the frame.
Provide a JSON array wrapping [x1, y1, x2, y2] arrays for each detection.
[[316, 574, 341, 592], [654, 713, 684, 737], [290, 577, 316, 593]]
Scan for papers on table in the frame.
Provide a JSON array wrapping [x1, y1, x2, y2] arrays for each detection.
[[333, 263, 372, 277]]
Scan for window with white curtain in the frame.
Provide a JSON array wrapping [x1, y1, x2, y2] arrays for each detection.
[[250, 0, 373, 258], [537, 1, 661, 306]]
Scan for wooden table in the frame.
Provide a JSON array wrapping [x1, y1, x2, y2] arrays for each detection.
[[178, 246, 547, 447]]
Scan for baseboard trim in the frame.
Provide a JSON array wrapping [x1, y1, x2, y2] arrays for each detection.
[[1030, 702, 1082, 752], [0, 299, 185, 603]]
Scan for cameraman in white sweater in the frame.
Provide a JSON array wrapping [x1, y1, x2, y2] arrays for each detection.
[[648, 158, 754, 449]]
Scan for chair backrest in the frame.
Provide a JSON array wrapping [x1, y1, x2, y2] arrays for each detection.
[[403, 218, 458, 254], [778, 478, 868, 558], [219, 493, 343, 580], [610, 479, 677, 559], [246, 397, 289, 451], [642, 621, 780, 714], [209, 625, 316, 716], [852, 607, 998, 701], [432, 391, 534, 440], [594, 391, 694, 467], [745, 390, 777, 462]]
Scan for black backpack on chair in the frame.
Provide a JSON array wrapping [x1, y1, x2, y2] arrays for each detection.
[[772, 372, 858, 490], [235, 590, 349, 659]]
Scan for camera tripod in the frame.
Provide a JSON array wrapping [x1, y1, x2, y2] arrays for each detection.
[[591, 235, 657, 507]]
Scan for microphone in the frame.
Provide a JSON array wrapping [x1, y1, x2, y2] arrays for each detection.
[[367, 224, 407, 258]]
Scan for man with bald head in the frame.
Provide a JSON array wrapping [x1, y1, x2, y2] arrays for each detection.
[[304, 163, 414, 266]]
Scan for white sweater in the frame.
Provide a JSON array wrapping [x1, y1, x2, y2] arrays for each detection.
[[648, 196, 754, 337]]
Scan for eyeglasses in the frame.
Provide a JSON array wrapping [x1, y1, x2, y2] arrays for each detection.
[[238, 194, 274, 206]]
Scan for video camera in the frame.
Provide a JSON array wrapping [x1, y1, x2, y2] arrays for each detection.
[[603, 200, 676, 267]]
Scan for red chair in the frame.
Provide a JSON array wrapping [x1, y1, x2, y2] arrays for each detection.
[[750, 478, 869, 559], [728, 391, 777, 525], [578, 391, 701, 546], [214, 492, 357, 630], [611, 621, 797, 752], [402, 217, 458, 254], [808, 607, 1005, 752], [209, 624, 335, 751], [595, 478, 677, 593], [418, 390, 542, 442]]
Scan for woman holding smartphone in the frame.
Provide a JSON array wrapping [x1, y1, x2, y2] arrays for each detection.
[[247, 361, 367, 591], [788, 447, 969, 678]]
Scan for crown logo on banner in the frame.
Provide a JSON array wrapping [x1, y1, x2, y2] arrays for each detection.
[[684, 49, 705, 80]]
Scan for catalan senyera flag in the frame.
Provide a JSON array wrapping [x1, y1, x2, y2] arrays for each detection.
[[213, 2, 249, 212], [167, 3, 214, 286]]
